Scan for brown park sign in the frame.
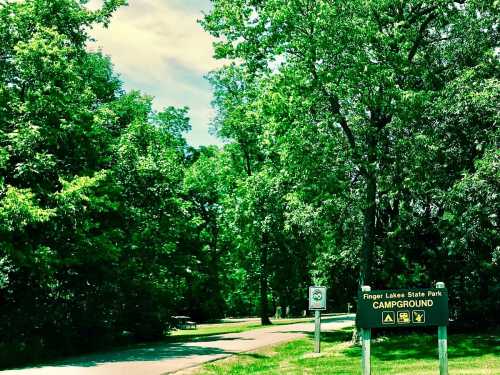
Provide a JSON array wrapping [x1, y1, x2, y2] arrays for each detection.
[[356, 288, 448, 329]]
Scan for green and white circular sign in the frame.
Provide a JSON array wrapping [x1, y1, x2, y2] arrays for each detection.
[[309, 286, 327, 310]]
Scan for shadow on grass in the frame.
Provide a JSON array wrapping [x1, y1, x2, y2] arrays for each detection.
[[235, 353, 270, 360], [336, 331, 500, 361], [298, 328, 500, 362]]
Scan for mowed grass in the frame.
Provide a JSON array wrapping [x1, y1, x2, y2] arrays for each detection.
[[166, 317, 314, 343], [197, 328, 500, 374]]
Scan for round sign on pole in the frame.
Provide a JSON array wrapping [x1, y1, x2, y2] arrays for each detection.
[[309, 286, 327, 310]]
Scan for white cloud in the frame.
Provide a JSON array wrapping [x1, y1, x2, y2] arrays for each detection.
[[89, 0, 220, 77], [87, 0, 223, 146]]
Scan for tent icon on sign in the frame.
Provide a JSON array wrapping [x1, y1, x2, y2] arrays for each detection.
[[382, 311, 395, 324]]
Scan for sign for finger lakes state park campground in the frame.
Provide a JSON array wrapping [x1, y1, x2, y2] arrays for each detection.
[[357, 288, 448, 328]]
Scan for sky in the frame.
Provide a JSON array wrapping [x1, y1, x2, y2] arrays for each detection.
[[87, 0, 223, 147]]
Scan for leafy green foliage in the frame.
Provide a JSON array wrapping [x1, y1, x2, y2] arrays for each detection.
[[0, 0, 201, 367], [0, 0, 498, 368], [203, 0, 499, 322]]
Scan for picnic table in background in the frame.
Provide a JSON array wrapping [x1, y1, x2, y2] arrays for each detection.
[[171, 316, 197, 329]]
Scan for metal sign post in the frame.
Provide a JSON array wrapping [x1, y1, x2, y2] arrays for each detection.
[[360, 285, 371, 375], [314, 310, 321, 353], [436, 282, 448, 375], [309, 286, 327, 353]]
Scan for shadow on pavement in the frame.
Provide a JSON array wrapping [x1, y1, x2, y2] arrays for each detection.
[[191, 335, 254, 343], [10, 315, 355, 371], [12, 343, 237, 370]]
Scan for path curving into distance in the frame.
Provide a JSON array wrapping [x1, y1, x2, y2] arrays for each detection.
[[2, 315, 355, 375]]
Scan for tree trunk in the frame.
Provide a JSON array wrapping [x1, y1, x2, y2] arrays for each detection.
[[259, 234, 272, 325], [360, 131, 377, 287], [209, 223, 225, 318]]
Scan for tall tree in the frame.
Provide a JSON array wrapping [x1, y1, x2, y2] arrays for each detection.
[[203, 0, 499, 288], [0, 0, 198, 365]]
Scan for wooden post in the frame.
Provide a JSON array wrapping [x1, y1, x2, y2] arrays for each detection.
[[314, 310, 321, 353], [361, 285, 371, 375], [436, 282, 448, 375]]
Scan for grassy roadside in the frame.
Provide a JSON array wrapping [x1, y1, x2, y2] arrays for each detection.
[[197, 328, 500, 374], [166, 317, 316, 343]]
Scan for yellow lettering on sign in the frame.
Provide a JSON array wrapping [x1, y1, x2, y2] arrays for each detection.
[[364, 293, 383, 300], [372, 299, 435, 309]]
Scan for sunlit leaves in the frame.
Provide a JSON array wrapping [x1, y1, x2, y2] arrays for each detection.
[[0, 186, 55, 232]]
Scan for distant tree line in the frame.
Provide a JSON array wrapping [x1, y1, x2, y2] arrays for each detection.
[[0, 0, 498, 368]]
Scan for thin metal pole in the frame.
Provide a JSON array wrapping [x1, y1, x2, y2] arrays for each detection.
[[436, 282, 448, 375], [361, 285, 371, 375], [361, 327, 371, 375], [314, 310, 321, 353]]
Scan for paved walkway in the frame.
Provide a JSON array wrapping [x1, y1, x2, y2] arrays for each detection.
[[2, 315, 354, 375]]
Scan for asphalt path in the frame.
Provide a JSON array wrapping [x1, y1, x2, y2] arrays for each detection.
[[2, 314, 355, 375]]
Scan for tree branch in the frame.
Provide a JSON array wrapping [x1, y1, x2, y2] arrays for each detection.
[[408, 11, 438, 63], [308, 53, 357, 152], [326, 95, 356, 150]]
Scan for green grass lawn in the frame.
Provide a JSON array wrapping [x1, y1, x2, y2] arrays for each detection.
[[198, 328, 500, 374], [166, 317, 315, 343]]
